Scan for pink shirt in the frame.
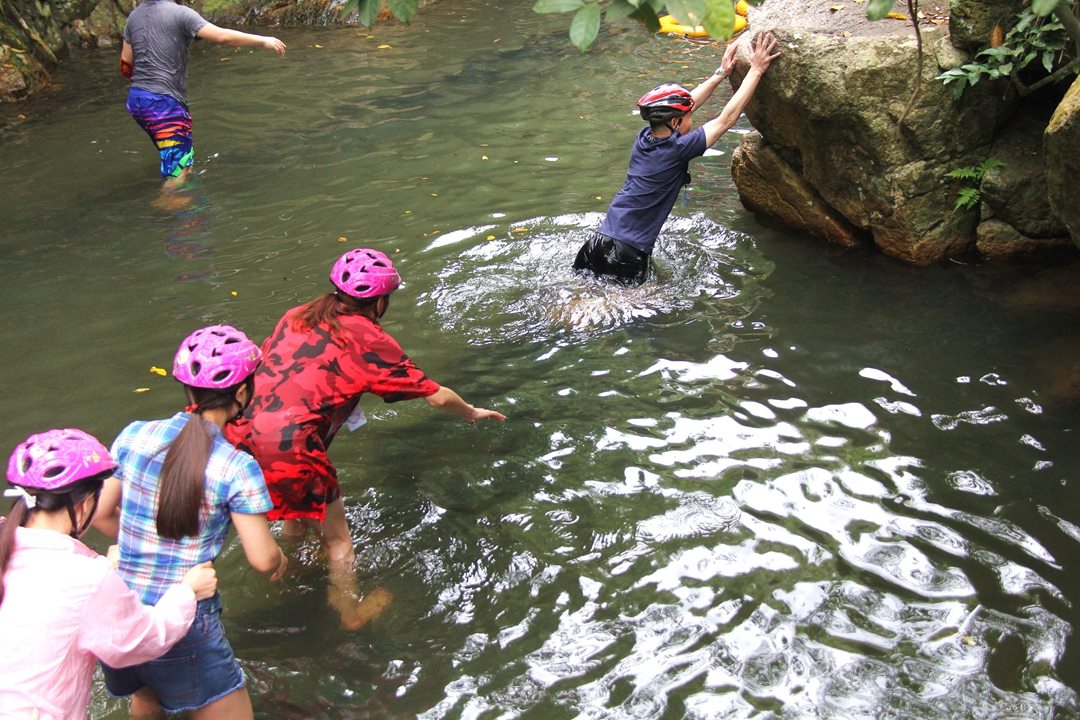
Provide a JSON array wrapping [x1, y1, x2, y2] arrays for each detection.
[[0, 525, 196, 720]]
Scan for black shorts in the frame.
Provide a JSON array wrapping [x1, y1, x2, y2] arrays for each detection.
[[573, 233, 650, 286]]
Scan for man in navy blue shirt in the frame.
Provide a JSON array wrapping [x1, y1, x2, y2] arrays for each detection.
[[574, 32, 781, 286]]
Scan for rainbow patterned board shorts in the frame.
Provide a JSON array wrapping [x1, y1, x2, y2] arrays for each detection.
[[126, 87, 195, 179]]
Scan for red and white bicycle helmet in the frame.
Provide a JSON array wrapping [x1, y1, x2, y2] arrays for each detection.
[[637, 83, 695, 122]]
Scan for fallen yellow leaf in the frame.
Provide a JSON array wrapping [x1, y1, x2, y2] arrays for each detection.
[[512, 228, 529, 233], [829, 5, 844, 11], [595, 196, 603, 200], [230, 291, 238, 297], [338, 236, 348, 242], [314, 44, 324, 48], [150, 366, 168, 376], [886, 11, 908, 19], [481, 155, 489, 160], [378, 44, 391, 49], [431, 193, 438, 197], [486, 235, 496, 240], [134, 387, 150, 393]]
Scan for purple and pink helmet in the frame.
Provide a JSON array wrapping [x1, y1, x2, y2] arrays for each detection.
[[330, 248, 401, 299], [7, 428, 117, 492], [173, 325, 262, 390]]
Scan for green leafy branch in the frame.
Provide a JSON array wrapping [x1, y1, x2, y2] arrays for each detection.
[[533, 0, 739, 51], [936, 0, 1079, 100], [944, 158, 1004, 211]]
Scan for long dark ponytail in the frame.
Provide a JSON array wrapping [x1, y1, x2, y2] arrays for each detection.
[[156, 376, 254, 540]]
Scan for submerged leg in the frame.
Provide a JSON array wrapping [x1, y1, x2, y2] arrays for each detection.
[[320, 498, 393, 630]]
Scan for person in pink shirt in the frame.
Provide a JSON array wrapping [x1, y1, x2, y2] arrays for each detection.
[[0, 428, 217, 720]]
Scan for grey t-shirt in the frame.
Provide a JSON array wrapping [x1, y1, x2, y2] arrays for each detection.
[[123, 0, 209, 105]]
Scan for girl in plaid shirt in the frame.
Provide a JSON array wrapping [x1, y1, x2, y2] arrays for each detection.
[[94, 325, 287, 720]]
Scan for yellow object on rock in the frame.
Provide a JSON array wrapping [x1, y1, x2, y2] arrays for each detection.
[[658, 15, 710, 37], [658, 11, 747, 38]]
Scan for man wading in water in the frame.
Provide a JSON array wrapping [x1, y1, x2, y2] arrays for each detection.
[[573, 32, 781, 286], [120, 0, 286, 200]]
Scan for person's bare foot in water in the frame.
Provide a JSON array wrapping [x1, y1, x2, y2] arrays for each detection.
[[331, 586, 394, 631]]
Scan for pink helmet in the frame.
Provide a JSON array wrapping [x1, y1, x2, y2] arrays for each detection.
[[173, 325, 262, 390], [330, 248, 401, 299], [7, 428, 117, 491]]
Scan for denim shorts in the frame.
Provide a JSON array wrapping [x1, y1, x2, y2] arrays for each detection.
[[102, 594, 245, 713]]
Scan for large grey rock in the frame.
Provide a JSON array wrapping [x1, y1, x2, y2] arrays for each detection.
[[1045, 75, 1080, 249], [732, 132, 865, 247], [729, 0, 1015, 263], [975, 219, 1075, 261], [981, 108, 1068, 239]]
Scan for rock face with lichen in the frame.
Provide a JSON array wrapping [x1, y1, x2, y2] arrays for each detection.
[[1, 0, 136, 101], [728, 0, 1078, 263]]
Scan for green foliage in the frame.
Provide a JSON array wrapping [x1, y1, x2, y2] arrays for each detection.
[[570, 2, 601, 48], [1032, 0, 1061, 16], [944, 158, 1004, 211], [865, 0, 895, 22], [935, 6, 1074, 99], [342, 0, 419, 27]]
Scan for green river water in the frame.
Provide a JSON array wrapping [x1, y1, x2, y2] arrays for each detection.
[[2, 1, 1079, 717]]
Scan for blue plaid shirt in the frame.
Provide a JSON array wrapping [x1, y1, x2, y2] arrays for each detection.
[[111, 413, 272, 604]]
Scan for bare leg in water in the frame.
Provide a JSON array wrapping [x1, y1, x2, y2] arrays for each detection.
[[154, 167, 195, 213], [287, 498, 392, 630], [131, 686, 254, 720]]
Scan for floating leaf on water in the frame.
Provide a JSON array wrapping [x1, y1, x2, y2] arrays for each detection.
[[378, 44, 391, 49], [431, 193, 438, 197], [338, 236, 348, 242], [482, 155, 489, 160], [487, 235, 497, 240], [512, 228, 529, 233], [230, 291, 238, 297], [134, 387, 151, 393], [149, 366, 167, 376], [314, 44, 324, 48], [595, 196, 603, 200]]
